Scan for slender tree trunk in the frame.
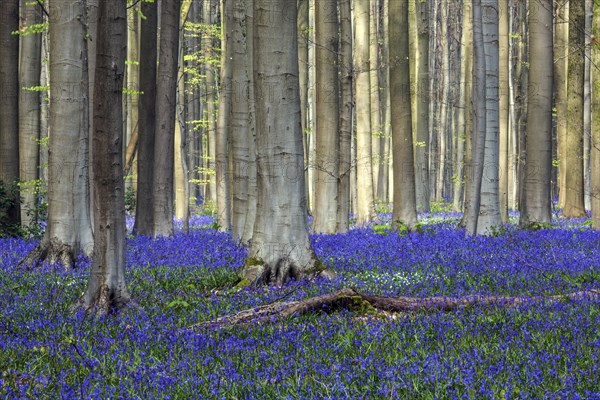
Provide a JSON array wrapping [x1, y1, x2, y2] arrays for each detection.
[[555, 1, 569, 210], [216, 0, 232, 231], [313, 0, 340, 233], [520, 0, 553, 227], [498, 0, 509, 222], [0, 0, 20, 227], [592, 0, 600, 228], [80, 0, 131, 312], [337, 0, 353, 232], [476, 0, 502, 234], [18, 0, 43, 227], [133, 0, 158, 235], [152, 0, 181, 237], [564, 0, 587, 217], [204, 1, 218, 205], [414, 0, 430, 213], [370, 0, 382, 199], [355, 0, 376, 225], [435, 0, 449, 203], [390, 0, 417, 228], [125, 4, 140, 192], [244, 0, 328, 285]]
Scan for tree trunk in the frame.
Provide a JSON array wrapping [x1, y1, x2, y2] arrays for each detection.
[[125, 4, 140, 193], [592, 0, 600, 228], [18, 0, 43, 227], [564, 0, 587, 218], [313, 0, 340, 234], [243, 0, 329, 285], [152, 0, 181, 237], [520, 0, 553, 227], [498, 0, 509, 222], [133, 0, 158, 236], [555, 1, 569, 210], [204, 1, 218, 205], [22, 0, 94, 267], [389, 0, 417, 228], [0, 0, 20, 227], [355, 0, 376, 225], [80, 0, 131, 312], [370, 0, 382, 200], [215, 0, 233, 232], [436, 0, 449, 203]]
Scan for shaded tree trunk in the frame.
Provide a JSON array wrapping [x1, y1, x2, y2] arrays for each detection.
[[520, 0, 553, 227], [80, 0, 131, 312], [133, 0, 158, 236], [592, 0, 600, 228], [0, 0, 20, 227], [389, 0, 417, 228], [18, 0, 43, 226], [152, 0, 181, 237]]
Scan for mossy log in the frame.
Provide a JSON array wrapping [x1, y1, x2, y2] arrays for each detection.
[[189, 287, 600, 331]]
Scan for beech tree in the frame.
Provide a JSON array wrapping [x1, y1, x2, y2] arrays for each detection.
[[79, 0, 130, 312], [242, 0, 329, 285]]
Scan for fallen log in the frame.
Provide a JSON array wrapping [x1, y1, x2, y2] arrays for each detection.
[[188, 287, 600, 331]]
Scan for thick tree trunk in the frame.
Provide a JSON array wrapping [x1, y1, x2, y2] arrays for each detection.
[[556, 1, 569, 210], [355, 0, 376, 225], [133, 0, 158, 236], [22, 0, 94, 267], [313, 0, 340, 234], [152, 0, 181, 237], [564, 0, 587, 218], [498, 0, 509, 222], [337, 0, 352, 233], [520, 0, 553, 227], [370, 0, 382, 200], [389, 0, 417, 228], [18, 0, 43, 227], [243, 0, 328, 285], [79, 0, 131, 312], [0, 0, 20, 227]]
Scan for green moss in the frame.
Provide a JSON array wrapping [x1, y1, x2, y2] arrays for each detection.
[[245, 257, 265, 267], [234, 277, 252, 288], [341, 295, 378, 315]]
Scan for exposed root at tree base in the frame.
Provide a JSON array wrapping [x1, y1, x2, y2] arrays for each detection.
[[18, 237, 75, 270], [188, 287, 600, 331]]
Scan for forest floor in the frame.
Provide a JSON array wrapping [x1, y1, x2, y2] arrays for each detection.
[[1, 208, 600, 398]]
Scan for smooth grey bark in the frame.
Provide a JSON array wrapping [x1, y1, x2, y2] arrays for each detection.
[[204, 1, 218, 205], [216, 0, 233, 232], [369, 0, 382, 200], [80, 0, 131, 312], [152, 0, 181, 237], [498, 0, 509, 222], [555, 1, 568, 210], [0, 0, 20, 226], [414, 0, 430, 213], [355, 0, 376, 225], [592, 0, 600, 228], [564, 0, 587, 218], [389, 0, 417, 228], [133, 0, 158, 236], [22, 0, 94, 267], [520, 0, 553, 227], [313, 0, 340, 234], [298, 0, 310, 210], [337, 0, 352, 233], [125, 4, 140, 193], [465, 0, 486, 236], [18, 0, 43, 226], [476, 0, 502, 234], [243, 0, 326, 285]]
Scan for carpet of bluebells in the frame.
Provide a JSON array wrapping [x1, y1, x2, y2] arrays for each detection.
[[2, 211, 600, 399]]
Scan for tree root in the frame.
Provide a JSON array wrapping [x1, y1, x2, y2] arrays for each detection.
[[18, 237, 75, 270], [188, 287, 600, 331]]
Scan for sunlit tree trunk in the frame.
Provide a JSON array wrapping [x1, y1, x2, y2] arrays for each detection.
[[80, 0, 131, 312], [520, 0, 553, 227], [243, 0, 327, 285], [152, 0, 181, 237], [498, 0, 509, 222], [313, 0, 340, 233], [355, 0, 376, 225], [18, 0, 42, 226], [555, 1, 568, 210], [564, 0, 587, 217], [390, 0, 417, 228], [133, 0, 157, 235], [370, 0, 381, 199], [204, 1, 218, 205], [298, 0, 310, 210], [435, 0, 449, 203], [125, 4, 140, 192], [21, 0, 94, 267], [592, 0, 600, 228], [215, 0, 232, 232], [0, 0, 20, 227], [337, 0, 353, 232]]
